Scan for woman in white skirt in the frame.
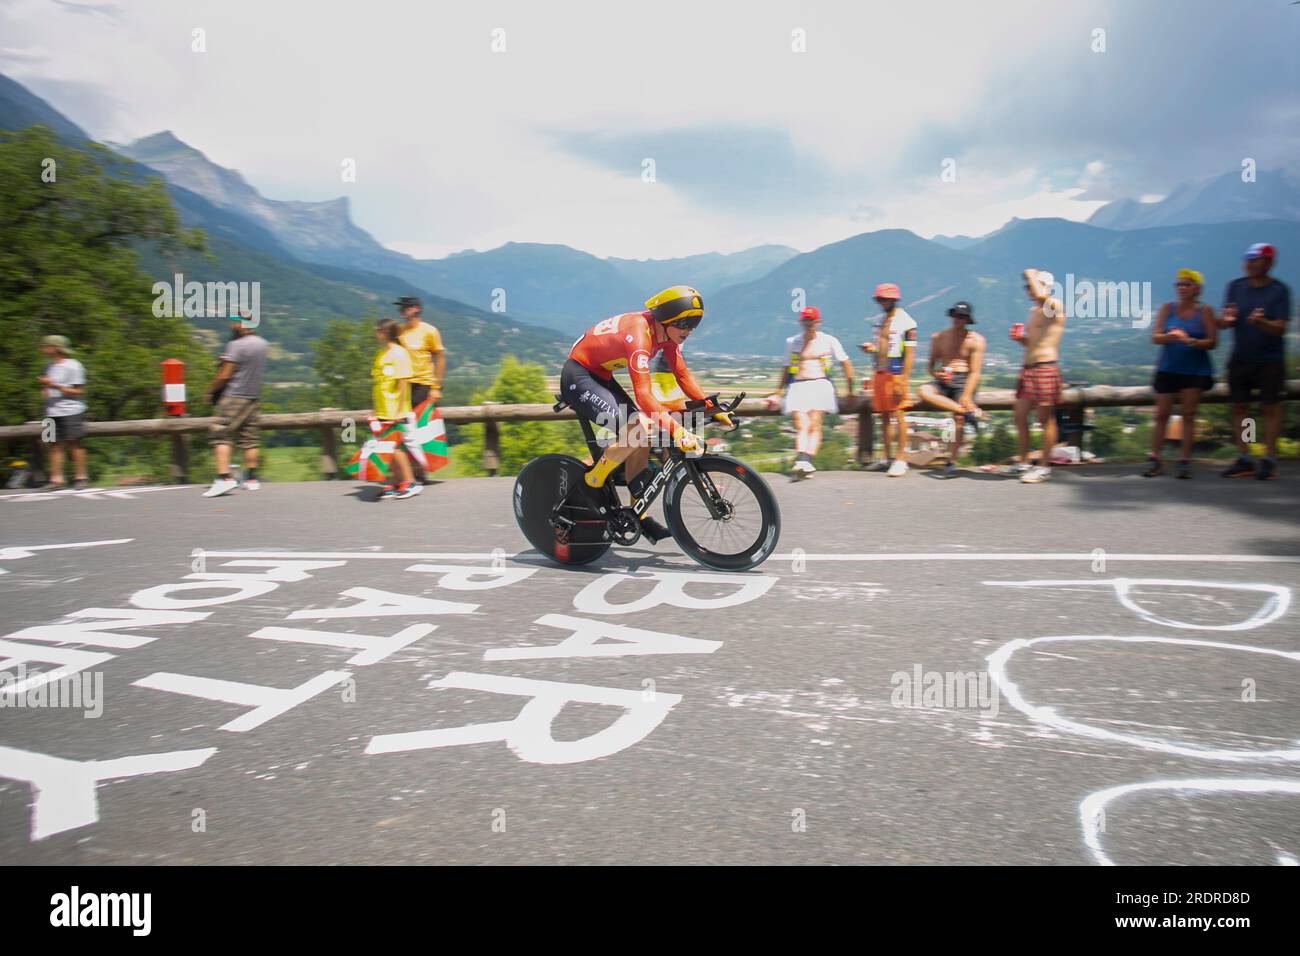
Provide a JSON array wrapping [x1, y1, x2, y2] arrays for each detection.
[[768, 306, 854, 477]]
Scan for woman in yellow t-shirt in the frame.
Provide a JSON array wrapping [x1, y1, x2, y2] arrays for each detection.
[[370, 319, 420, 500]]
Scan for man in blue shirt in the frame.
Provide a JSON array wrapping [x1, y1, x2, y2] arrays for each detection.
[[1219, 243, 1291, 480]]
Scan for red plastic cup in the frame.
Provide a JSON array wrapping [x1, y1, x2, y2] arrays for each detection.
[[1010, 322, 1025, 340]]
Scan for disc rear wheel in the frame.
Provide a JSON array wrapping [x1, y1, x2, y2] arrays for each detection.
[[513, 455, 611, 566]]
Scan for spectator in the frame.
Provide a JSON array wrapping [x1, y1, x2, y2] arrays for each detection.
[[371, 318, 421, 500], [1218, 243, 1291, 480], [396, 296, 446, 409], [918, 301, 986, 478], [1144, 269, 1217, 479], [860, 282, 916, 477], [1011, 269, 1067, 484], [37, 334, 88, 490], [770, 306, 854, 478], [203, 312, 268, 498]]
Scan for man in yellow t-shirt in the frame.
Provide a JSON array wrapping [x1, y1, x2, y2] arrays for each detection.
[[395, 296, 446, 408]]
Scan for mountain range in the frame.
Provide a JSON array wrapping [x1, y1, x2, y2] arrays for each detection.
[[4, 70, 1298, 379], [118, 131, 799, 330]]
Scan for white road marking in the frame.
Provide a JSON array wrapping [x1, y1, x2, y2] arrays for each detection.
[[988, 635, 1300, 762], [1079, 778, 1300, 866], [773, 552, 1300, 563], [202, 549, 1300, 566], [0, 538, 132, 560], [0, 744, 217, 841], [984, 578, 1291, 631], [0, 538, 133, 574], [1, 485, 189, 502]]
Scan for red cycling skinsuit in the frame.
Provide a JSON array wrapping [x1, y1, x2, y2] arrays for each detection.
[[563, 310, 709, 441]]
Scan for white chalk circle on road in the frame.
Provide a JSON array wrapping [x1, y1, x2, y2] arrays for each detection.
[[984, 578, 1291, 632], [987, 635, 1300, 763], [1080, 777, 1300, 866]]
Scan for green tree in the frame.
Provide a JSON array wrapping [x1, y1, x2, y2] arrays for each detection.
[[459, 356, 586, 475], [972, 419, 1016, 464], [0, 126, 213, 478], [312, 314, 380, 411], [1090, 414, 1125, 458]]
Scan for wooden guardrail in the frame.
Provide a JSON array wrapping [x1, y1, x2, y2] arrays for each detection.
[[2, 382, 1297, 480]]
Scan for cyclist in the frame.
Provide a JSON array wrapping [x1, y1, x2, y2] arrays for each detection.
[[562, 285, 732, 543]]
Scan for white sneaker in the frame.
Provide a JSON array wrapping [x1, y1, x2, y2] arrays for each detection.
[[203, 477, 239, 498], [1020, 466, 1051, 484], [395, 482, 423, 500], [241, 478, 261, 491], [805, 460, 817, 473], [887, 459, 909, 477]]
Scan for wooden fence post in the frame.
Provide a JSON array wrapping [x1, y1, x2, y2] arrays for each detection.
[[170, 431, 189, 484], [855, 394, 874, 466], [319, 408, 339, 480], [482, 402, 501, 476]]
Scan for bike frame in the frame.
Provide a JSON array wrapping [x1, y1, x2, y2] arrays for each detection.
[[550, 392, 744, 534]]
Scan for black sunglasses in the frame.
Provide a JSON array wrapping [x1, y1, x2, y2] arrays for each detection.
[[672, 315, 703, 331]]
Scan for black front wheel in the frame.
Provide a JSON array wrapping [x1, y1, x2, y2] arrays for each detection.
[[662, 455, 780, 572]]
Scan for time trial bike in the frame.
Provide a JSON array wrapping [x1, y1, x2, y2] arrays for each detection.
[[512, 392, 780, 572]]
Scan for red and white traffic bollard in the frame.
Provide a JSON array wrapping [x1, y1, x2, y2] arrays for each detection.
[[161, 359, 186, 416]]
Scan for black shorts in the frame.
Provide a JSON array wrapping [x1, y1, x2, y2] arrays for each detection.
[[1227, 358, 1284, 405], [1153, 371, 1214, 395], [410, 383, 432, 407], [50, 413, 85, 442], [560, 359, 637, 438], [930, 373, 968, 403]]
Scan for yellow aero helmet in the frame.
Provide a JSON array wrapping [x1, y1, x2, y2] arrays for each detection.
[[646, 285, 704, 325]]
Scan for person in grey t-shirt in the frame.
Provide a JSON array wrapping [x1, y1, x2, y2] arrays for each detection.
[[37, 334, 88, 489], [203, 313, 269, 497]]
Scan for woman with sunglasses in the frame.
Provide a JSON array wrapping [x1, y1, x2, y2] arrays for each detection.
[[1144, 268, 1217, 478]]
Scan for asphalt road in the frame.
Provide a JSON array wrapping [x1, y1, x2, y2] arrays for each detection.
[[2, 464, 1298, 865]]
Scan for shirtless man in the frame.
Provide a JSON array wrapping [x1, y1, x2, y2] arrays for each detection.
[[1011, 269, 1067, 483], [918, 301, 985, 478]]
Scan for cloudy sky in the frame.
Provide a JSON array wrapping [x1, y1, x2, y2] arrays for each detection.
[[3, 0, 1298, 259]]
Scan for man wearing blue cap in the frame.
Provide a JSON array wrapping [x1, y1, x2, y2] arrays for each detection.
[[1218, 243, 1291, 480]]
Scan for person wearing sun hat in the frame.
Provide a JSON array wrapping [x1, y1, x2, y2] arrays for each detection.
[[36, 334, 88, 490], [1218, 243, 1291, 480], [770, 305, 854, 478], [1143, 268, 1217, 479], [860, 282, 917, 476]]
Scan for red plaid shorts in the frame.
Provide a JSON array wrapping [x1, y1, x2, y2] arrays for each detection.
[[1016, 362, 1062, 407]]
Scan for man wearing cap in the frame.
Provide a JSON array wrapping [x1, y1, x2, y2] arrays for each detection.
[[860, 282, 917, 477], [396, 296, 445, 410], [36, 335, 88, 490], [1011, 268, 1067, 483], [203, 312, 268, 498], [918, 302, 986, 478], [1218, 243, 1291, 480]]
